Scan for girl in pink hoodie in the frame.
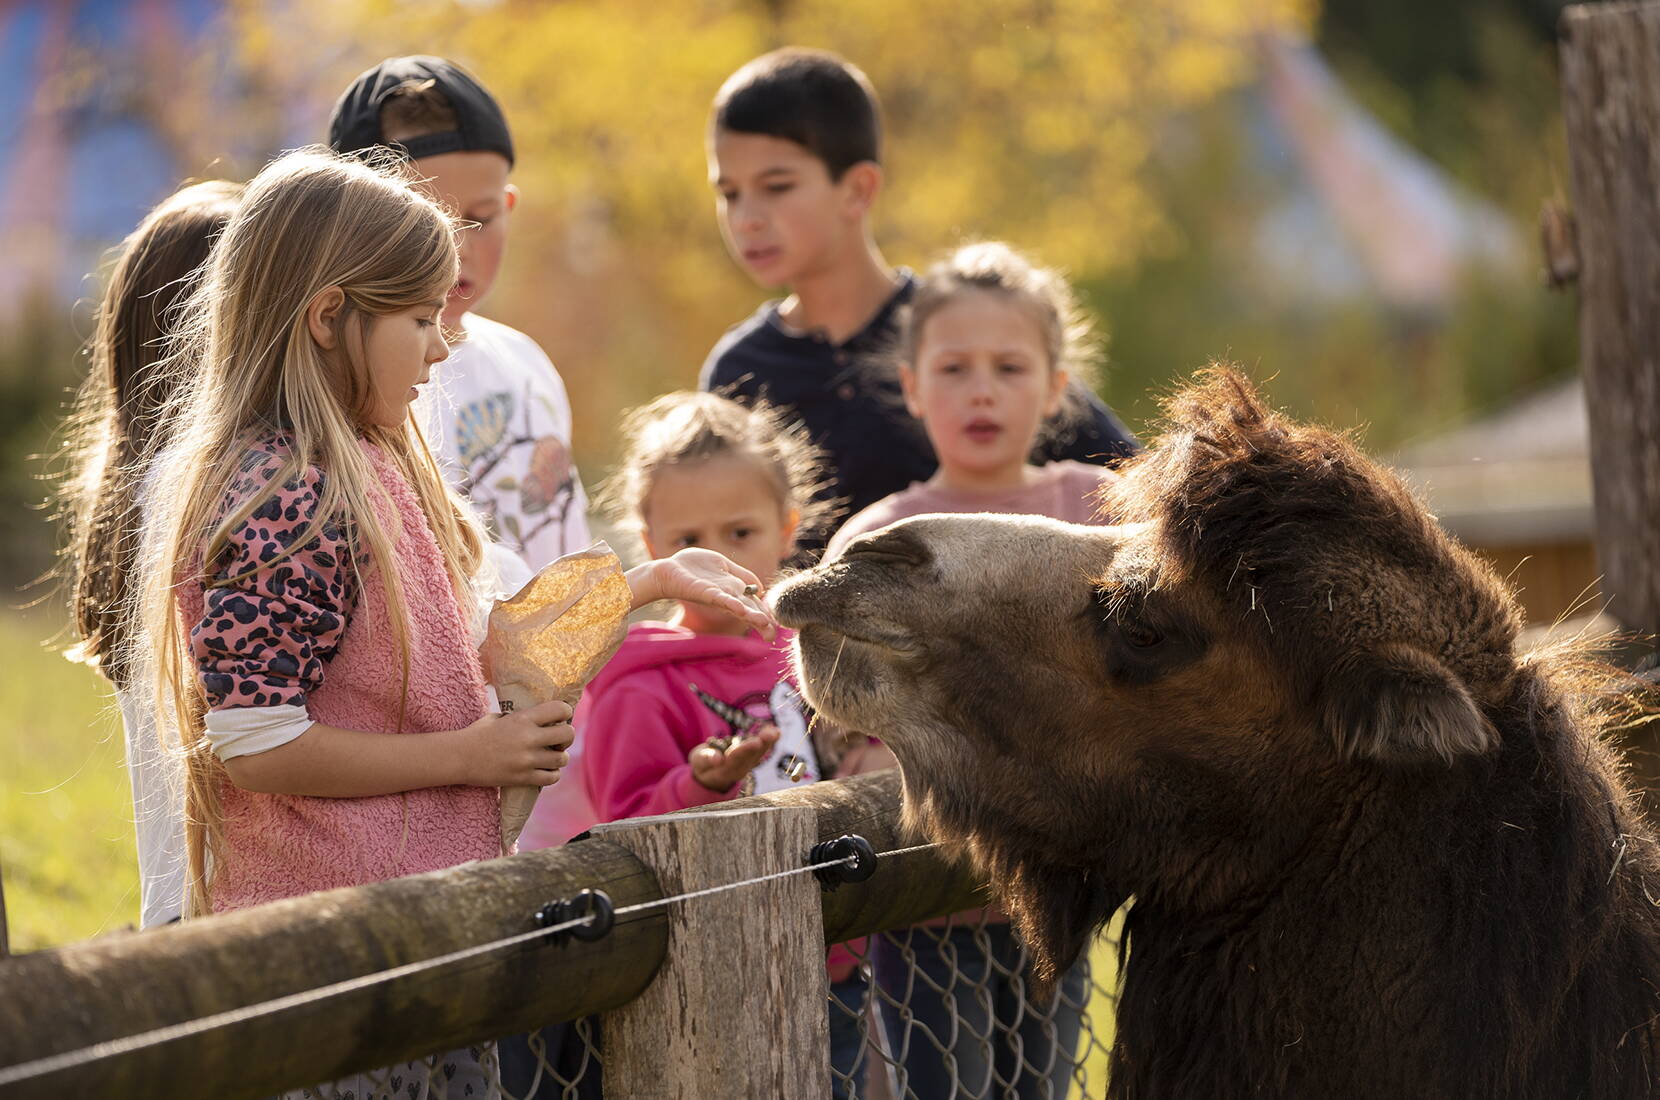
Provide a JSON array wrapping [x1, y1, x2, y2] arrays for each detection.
[[561, 391, 833, 826], [519, 392, 873, 1095]]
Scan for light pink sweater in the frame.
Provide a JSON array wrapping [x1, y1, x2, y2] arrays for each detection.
[[182, 438, 496, 912], [827, 459, 1117, 556]]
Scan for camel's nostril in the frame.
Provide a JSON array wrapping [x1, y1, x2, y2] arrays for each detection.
[[841, 526, 931, 569]]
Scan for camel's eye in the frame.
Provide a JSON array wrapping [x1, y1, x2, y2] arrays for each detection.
[[1120, 619, 1164, 649], [1092, 587, 1206, 683]]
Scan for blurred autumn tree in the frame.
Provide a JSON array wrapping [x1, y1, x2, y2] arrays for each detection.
[[222, 0, 1312, 473]]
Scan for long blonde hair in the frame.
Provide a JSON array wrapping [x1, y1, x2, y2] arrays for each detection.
[[134, 148, 484, 913], [59, 180, 242, 689]]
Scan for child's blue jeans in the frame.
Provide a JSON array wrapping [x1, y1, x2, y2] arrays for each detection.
[[828, 974, 875, 1099]]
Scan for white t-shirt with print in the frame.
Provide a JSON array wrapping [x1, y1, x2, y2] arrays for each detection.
[[425, 312, 591, 571]]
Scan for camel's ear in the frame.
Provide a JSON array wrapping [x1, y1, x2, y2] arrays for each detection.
[[1322, 643, 1493, 764]]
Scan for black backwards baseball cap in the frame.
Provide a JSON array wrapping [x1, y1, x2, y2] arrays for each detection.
[[328, 55, 515, 166]]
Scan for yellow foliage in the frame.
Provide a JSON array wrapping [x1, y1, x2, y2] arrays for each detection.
[[221, 0, 1311, 470]]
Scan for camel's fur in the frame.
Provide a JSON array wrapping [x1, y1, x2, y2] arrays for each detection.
[[775, 368, 1660, 1099]]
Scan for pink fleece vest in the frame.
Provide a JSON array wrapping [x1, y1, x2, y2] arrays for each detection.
[[190, 441, 496, 912]]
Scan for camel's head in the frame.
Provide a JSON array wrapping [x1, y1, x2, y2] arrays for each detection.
[[774, 368, 1524, 981]]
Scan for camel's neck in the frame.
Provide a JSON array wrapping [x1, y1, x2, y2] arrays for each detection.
[[1105, 746, 1658, 1100]]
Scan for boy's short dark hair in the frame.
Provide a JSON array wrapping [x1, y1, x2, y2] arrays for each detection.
[[711, 48, 881, 179]]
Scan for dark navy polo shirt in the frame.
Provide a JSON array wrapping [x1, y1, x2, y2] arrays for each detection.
[[698, 273, 1139, 551]]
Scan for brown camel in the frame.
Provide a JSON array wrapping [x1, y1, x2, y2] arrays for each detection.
[[775, 369, 1660, 1099]]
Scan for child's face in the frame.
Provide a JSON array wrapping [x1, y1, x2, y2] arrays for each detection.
[[901, 291, 1069, 484], [641, 453, 798, 631], [709, 131, 864, 289], [409, 150, 516, 328], [357, 301, 451, 428]]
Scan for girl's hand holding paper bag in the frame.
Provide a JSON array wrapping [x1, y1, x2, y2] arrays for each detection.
[[481, 543, 631, 854], [481, 541, 777, 853]]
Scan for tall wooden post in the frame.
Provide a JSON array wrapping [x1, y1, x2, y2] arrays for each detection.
[[596, 805, 828, 1099], [1559, 1, 1660, 802], [1559, 2, 1660, 638]]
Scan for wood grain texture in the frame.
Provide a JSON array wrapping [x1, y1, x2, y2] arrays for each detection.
[[597, 805, 826, 1100], [0, 770, 984, 1099], [1560, 1, 1660, 637], [0, 839, 666, 1099]]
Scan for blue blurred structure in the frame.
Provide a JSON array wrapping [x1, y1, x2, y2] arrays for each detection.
[[0, 0, 276, 315], [1246, 35, 1522, 314]]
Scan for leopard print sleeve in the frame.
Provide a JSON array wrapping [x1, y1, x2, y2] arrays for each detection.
[[190, 449, 358, 712]]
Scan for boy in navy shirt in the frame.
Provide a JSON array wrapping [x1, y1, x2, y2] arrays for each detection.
[[700, 47, 1137, 551]]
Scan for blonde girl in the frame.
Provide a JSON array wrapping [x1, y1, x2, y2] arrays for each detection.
[[828, 241, 1112, 1100], [59, 178, 243, 927], [134, 149, 770, 925]]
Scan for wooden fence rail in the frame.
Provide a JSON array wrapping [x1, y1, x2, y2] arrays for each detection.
[[0, 769, 982, 1100]]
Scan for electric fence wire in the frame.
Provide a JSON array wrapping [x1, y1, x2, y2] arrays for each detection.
[[0, 840, 942, 1088]]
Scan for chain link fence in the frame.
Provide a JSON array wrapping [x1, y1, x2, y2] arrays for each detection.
[[285, 911, 1125, 1100]]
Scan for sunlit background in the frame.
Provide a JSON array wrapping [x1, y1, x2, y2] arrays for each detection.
[[0, 0, 1588, 948]]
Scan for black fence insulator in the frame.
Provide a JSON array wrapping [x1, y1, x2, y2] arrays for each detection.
[[808, 834, 878, 890], [534, 888, 616, 946]]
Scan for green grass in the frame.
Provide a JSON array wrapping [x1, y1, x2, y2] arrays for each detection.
[[0, 609, 139, 952]]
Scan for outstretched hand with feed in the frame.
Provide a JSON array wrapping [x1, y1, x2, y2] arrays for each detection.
[[689, 722, 781, 793], [625, 548, 776, 637]]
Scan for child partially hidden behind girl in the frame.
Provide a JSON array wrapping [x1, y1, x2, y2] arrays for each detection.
[[128, 149, 770, 1096], [518, 392, 882, 1096], [60, 179, 243, 930], [829, 241, 1117, 1100]]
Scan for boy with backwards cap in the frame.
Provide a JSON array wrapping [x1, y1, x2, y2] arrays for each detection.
[[331, 57, 598, 1100], [330, 56, 589, 573]]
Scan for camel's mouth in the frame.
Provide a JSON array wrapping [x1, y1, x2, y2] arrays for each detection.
[[790, 622, 896, 721], [794, 621, 916, 655], [775, 566, 927, 732]]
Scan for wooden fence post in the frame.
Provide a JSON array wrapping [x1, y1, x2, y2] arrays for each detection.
[[1559, 1, 1660, 803], [596, 805, 827, 1099]]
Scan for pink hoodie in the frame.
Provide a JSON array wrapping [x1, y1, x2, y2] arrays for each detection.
[[575, 623, 820, 823], [522, 620, 872, 981]]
